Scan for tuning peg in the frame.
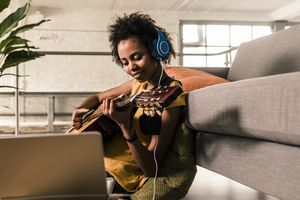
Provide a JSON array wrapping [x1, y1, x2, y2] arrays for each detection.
[[149, 109, 156, 117], [144, 109, 150, 116], [156, 109, 162, 116], [155, 102, 161, 108]]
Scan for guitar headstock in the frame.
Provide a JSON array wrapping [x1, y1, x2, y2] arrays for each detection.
[[133, 85, 183, 109]]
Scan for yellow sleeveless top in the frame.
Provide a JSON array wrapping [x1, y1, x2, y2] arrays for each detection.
[[104, 79, 186, 192]]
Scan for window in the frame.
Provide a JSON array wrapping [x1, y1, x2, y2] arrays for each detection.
[[180, 21, 272, 67]]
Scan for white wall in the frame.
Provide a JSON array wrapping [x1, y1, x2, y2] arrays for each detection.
[[0, 6, 275, 124], [21, 8, 273, 91]]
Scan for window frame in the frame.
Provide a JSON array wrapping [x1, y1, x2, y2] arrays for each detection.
[[179, 20, 274, 67]]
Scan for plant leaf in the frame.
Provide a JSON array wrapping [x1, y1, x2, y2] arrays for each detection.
[[1, 36, 30, 50], [0, 0, 10, 13], [0, 3, 30, 38], [0, 50, 44, 73], [10, 19, 50, 36], [3, 45, 38, 55], [0, 35, 29, 51], [0, 35, 19, 51]]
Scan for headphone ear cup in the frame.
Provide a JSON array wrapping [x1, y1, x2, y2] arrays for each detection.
[[152, 29, 170, 59]]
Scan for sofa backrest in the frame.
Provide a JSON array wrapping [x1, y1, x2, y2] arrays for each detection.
[[227, 25, 300, 81]]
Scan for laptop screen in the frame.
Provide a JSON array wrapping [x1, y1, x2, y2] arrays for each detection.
[[0, 132, 108, 200]]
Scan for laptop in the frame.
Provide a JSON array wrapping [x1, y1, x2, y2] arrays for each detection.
[[0, 132, 112, 200]]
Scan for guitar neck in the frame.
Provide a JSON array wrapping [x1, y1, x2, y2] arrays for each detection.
[[81, 96, 131, 124], [82, 86, 181, 124]]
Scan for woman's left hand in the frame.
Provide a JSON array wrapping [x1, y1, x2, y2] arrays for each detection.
[[102, 96, 131, 127]]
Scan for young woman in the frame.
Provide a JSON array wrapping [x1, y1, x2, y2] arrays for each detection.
[[72, 12, 196, 200]]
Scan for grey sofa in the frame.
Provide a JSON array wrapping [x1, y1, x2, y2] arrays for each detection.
[[185, 25, 300, 200]]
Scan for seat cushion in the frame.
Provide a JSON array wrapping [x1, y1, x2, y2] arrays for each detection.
[[164, 66, 229, 92]]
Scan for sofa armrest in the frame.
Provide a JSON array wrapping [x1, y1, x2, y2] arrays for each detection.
[[186, 72, 300, 146]]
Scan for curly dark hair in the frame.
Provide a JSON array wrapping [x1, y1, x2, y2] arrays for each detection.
[[108, 12, 175, 66]]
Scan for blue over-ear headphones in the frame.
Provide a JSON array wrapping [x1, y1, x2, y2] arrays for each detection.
[[152, 29, 170, 59]]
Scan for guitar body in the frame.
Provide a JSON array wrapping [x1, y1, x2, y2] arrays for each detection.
[[66, 106, 121, 143], [81, 115, 121, 142]]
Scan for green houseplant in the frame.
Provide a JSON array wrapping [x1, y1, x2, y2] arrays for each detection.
[[0, 0, 48, 89]]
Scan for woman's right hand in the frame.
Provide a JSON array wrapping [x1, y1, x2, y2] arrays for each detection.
[[72, 108, 90, 129]]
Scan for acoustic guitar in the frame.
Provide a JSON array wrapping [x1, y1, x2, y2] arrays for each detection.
[[66, 85, 183, 142]]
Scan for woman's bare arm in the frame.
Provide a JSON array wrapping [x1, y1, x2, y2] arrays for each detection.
[[72, 79, 133, 128], [104, 97, 183, 176], [125, 107, 182, 176]]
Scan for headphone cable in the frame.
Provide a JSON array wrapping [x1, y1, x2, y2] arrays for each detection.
[[152, 135, 159, 200]]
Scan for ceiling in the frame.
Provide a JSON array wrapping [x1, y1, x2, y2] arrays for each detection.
[[22, 0, 300, 21]]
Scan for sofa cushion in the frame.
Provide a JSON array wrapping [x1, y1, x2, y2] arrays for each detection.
[[228, 25, 300, 81], [164, 66, 229, 92], [187, 72, 300, 146]]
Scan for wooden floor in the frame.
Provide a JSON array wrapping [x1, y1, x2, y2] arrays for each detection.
[[183, 166, 279, 200], [0, 122, 70, 135]]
